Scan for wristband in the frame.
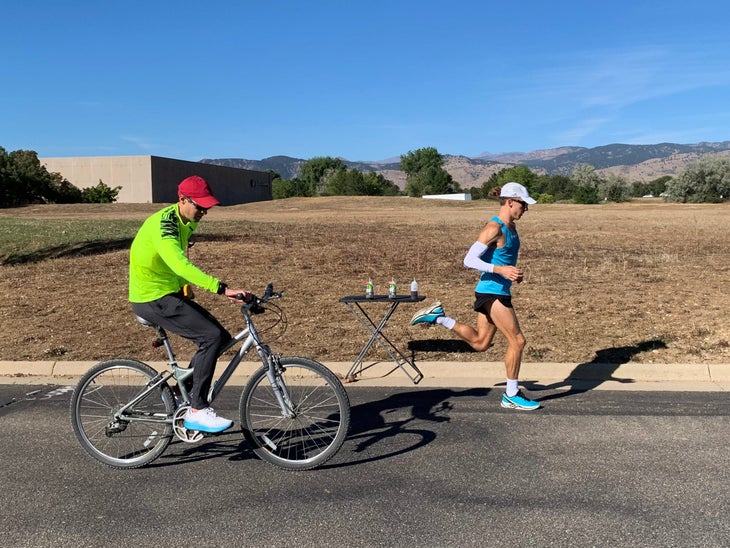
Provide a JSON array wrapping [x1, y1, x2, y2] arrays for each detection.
[[217, 281, 227, 295]]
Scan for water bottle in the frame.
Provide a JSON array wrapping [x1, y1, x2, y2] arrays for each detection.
[[365, 278, 374, 299], [410, 278, 419, 300], [388, 278, 397, 299]]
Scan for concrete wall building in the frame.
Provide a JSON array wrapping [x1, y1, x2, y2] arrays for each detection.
[[40, 155, 272, 205]]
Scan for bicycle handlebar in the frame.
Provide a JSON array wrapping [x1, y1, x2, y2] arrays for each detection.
[[236, 283, 283, 315]]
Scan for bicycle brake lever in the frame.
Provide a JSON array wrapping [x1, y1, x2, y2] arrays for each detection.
[[250, 300, 266, 314]]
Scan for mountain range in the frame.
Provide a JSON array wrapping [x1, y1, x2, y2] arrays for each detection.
[[201, 140, 730, 190]]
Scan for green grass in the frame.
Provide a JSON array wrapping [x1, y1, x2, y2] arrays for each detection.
[[0, 218, 142, 264]]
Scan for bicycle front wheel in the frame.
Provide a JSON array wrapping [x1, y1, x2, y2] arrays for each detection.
[[240, 357, 350, 470], [70, 359, 175, 469]]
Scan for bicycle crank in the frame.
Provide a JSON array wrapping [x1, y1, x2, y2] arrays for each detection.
[[172, 405, 204, 443]]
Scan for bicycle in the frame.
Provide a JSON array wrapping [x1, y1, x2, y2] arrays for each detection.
[[69, 284, 350, 471]]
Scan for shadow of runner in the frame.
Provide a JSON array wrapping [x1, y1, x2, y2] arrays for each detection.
[[408, 339, 478, 354], [336, 387, 489, 468], [524, 339, 668, 402]]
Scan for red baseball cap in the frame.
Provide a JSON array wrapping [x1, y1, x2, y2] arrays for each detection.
[[178, 176, 220, 208]]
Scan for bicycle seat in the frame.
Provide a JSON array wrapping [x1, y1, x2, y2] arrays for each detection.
[[135, 315, 158, 328]]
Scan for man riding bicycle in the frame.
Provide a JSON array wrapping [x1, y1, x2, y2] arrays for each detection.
[[129, 175, 250, 433]]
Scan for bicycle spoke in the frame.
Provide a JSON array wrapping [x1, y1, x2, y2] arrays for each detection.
[[241, 358, 350, 470], [70, 360, 174, 469]]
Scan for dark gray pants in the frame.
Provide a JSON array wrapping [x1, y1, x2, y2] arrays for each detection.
[[132, 294, 231, 409]]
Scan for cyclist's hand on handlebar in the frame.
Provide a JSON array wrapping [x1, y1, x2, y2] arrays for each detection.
[[224, 288, 254, 303]]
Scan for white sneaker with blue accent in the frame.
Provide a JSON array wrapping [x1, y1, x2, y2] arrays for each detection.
[[501, 390, 540, 411], [410, 301, 445, 325], [183, 407, 233, 433]]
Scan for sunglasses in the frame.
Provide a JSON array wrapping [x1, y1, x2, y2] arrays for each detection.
[[512, 199, 528, 210], [184, 196, 209, 213]]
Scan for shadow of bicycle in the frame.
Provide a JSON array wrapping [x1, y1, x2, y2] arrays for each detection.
[[330, 387, 489, 469], [142, 435, 255, 468], [148, 387, 489, 469]]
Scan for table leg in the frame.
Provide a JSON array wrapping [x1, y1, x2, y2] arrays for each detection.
[[343, 301, 424, 384]]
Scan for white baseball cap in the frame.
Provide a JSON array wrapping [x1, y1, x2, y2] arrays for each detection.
[[500, 182, 536, 204]]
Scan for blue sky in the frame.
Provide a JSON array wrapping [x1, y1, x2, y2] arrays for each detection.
[[3, 1, 730, 162]]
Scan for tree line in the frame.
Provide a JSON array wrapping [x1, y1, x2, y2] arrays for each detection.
[[2, 145, 728, 207], [272, 147, 729, 204], [0, 147, 120, 207]]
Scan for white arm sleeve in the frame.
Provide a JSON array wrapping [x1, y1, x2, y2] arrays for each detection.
[[463, 241, 494, 273]]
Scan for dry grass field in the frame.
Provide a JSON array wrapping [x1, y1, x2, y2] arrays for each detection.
[[1, 197, 728, 368]]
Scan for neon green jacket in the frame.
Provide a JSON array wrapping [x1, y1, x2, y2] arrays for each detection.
[[128, 205, 220, 303]]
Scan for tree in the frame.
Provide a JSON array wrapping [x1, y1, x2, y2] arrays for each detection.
[[299, 157, 346, 196], [482, 165, 538, 197], [570, 164, 602, 204], [467, 186, 484, 200], [0, 148, 81, 206], [573, 185, 600, 204], [362, 171, 399, 196], [404, 165, 455, 197], [532, 174, 576, 202], [648, 175, 671, 197], [399, 147, 443, 177], [665, 155, 730, 203], [400, 147, 454, 197], [48, 171, 83, 203], [323, 168, 362, 196], [599, 173, 631, 202], [81, 180, 121, 203], [272, 177, 309, 199]]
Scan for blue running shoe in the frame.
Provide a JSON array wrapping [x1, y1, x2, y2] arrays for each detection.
[[183, 407, 233, 433], [501, 390, 540, 411], [410, 301, 445, 325]]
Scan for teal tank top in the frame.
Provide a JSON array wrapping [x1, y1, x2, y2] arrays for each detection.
[[474, 216, 520, 296]]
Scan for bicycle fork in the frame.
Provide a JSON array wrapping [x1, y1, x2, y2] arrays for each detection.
[[261, 351, 296, 419]]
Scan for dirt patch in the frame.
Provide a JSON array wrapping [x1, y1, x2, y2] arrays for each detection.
[[1, 197, 729, 366]]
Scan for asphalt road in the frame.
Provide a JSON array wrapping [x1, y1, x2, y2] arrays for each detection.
[[2, 384, 729, 547]]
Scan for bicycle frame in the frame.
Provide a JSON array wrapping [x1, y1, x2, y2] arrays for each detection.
[[211, 310, 296, 419], [116, 303, 294, 426]]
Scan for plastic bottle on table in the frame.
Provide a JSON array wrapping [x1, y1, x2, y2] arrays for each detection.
[[410, 278, 419, 300], [365, 278, 374, 299], [388, 278, 397, 299]]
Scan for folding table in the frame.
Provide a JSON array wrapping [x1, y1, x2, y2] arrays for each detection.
[[339, 294, 425, 384]]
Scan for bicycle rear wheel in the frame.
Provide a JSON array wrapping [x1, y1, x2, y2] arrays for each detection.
[[70, 359, 175, 469], [239, 357, 350, 470]]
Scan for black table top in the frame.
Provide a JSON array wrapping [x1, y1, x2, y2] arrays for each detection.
[[339, 295, 426, 303]]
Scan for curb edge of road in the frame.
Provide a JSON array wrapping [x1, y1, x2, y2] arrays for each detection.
[[1, 360, 730, 390]]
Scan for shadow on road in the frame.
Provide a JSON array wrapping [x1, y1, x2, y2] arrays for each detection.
[[146, 388, 490, 469], [524, 339, 668, 403], [333, 387, 488, 468]]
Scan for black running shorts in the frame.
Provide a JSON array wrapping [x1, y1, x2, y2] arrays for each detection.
[[473, 292, 513, 318]]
